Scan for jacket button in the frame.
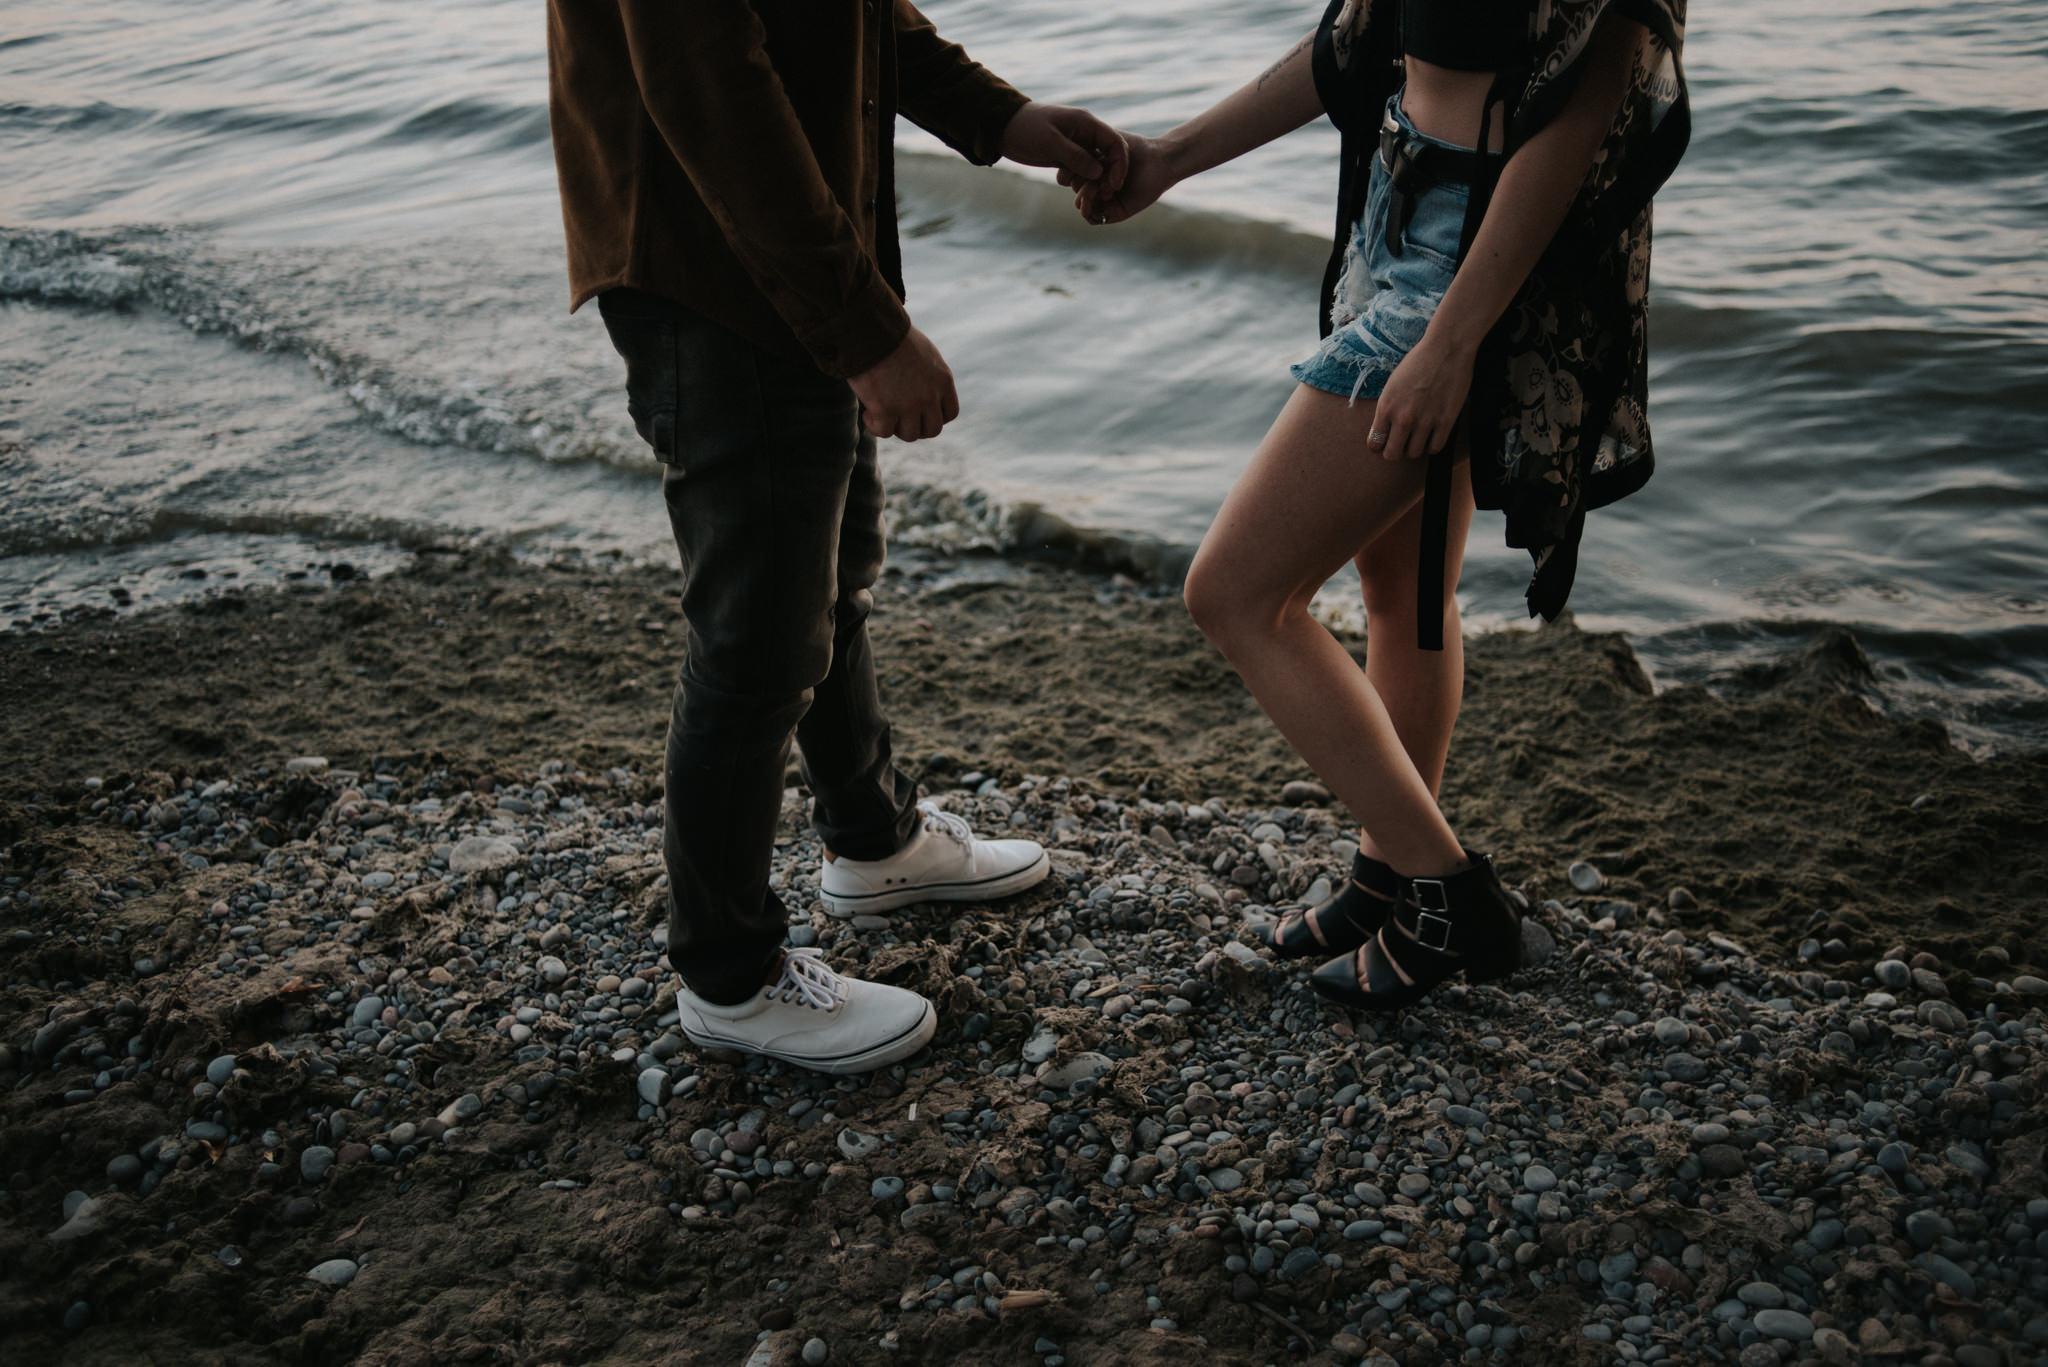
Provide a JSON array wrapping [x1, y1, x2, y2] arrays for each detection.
[[863, 98, 877, 116]]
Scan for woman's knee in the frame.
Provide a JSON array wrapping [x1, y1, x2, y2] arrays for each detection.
[[1184, 552, 1251, 643], [1185, 555, 1311, 650]]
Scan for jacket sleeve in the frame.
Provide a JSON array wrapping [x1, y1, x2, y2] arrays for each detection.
[[616, 1, 908, 378], [893, 0, 1031, 165]]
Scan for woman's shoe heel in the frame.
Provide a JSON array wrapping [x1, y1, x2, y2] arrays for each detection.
[[1460, 885, 1527, 985], [1465, 938, 1522, 985]]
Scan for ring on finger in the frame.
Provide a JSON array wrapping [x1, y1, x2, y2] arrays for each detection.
[[1367, 428, 1389, 447]]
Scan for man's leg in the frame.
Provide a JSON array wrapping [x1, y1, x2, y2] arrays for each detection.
[[763, 371, 1050, 918], [795, 413, 1052, 918], [794, 427, 920, 861], [805, 457, 1050, 920], [600, 289, 860, 1005]]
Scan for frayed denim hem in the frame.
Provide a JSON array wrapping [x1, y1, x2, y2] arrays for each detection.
[[1290, 354, 1396, 406]]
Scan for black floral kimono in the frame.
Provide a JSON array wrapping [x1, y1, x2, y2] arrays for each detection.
[[1311, 0, 1691, 644]]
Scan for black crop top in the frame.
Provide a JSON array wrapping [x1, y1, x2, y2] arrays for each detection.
[[1401, 0, 1533, 72]]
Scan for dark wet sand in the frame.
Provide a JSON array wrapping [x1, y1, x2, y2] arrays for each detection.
[[3, 551, 2041, 968]]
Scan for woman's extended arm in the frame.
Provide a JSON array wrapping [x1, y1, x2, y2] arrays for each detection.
[[1371, 14, 1649, 461], [1070, 31, 1324, 224]]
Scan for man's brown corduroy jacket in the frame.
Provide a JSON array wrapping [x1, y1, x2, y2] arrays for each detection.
[[547, 0, 1029, 380]]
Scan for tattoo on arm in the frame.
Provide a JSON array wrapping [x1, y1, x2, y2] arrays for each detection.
[[1255, 33, 1312, 91]]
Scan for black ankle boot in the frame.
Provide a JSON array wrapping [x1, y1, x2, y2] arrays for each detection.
[[1309, 853, 1522, 1010], [1255, 851, 1405, 960]]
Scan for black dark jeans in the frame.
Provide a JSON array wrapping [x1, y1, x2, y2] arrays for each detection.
[[598, 289, 919, 1005]]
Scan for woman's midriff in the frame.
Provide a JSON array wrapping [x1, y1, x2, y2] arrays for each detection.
[[1399, 58, 1508, 152]]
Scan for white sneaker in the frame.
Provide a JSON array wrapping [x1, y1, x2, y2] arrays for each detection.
[[674, 948, 935, 1075], [819, 801, 1050, 917]]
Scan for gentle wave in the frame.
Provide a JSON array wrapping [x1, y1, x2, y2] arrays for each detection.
[[1896, 479, 2048, 512], [2, 194, 1340, 496], [896, 150, 1330, 278], [9, 202, 2038, 500], [890, 481, 1197, 583], [0, 502, 472, 561], [1696, 100, 2048, 178], [0, 224, 651, 473], [0, 454, 1192, 596], [152, 102, 383, 142], [0, 99, 153, 134], [374, 97, 551, 150], [48, 93, 559, 153]]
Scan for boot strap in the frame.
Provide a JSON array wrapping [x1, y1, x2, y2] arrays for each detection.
[[1289, 877, 1392, 947]]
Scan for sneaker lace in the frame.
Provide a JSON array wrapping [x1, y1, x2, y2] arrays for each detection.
[[919, 801, 974, 846], [766, 948, 848, 1012]]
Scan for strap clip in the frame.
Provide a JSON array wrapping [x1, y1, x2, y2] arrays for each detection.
[[1407, 877, 1454, 953]]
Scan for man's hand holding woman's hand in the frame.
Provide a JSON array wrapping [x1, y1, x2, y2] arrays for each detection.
[[1001, 101, 1131, 195], [1004, 94, 1170, 227], [1061, 132, 1176, 225]]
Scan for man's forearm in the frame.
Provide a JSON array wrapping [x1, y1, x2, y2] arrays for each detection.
[[894, 0, 1031, 165]]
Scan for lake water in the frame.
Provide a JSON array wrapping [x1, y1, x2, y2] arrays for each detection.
[[2, 0, 2044, 749]]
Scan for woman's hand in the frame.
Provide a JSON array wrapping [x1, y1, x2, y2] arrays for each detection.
[[1063, 133, 1178, 225], [1367, 333, 1476, 461]]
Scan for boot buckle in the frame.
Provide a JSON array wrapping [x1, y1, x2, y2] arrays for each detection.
[[1408, 877, 1453, 953]]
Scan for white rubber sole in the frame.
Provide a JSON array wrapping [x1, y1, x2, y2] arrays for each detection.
[[679, 999, 937, 1075], [819, 848, 1052, 918]]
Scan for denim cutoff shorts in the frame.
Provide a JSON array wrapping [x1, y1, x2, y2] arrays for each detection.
[[1291, 94, 1475, 404]]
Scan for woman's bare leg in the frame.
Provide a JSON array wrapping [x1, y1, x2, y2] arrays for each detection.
[[1183, 385, 1469, 877], [1353, 461, 1475, 866]]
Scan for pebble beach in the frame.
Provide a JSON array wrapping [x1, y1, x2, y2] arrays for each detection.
[[3, 550, 2046, 1366]]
